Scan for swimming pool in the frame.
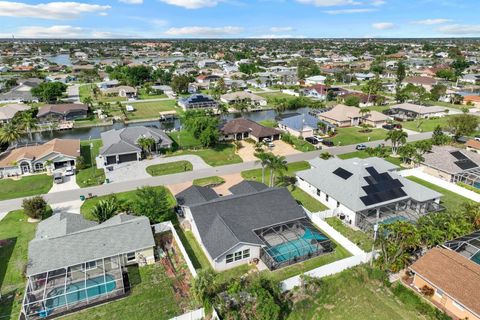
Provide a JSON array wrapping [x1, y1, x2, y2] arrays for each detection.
[[45, 274, 116, 309], [266, 228, 328, 263], [379, 216, 409, 225]]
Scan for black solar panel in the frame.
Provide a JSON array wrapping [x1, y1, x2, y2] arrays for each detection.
[[333, 167, 353, 180], [450, 151, 468, 160], [360, 167, 407, 206], [455, 159, 478, 170]]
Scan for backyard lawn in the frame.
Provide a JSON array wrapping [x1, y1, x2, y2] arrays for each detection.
[[168, 144, 243, 166], [286, 135, 316, 152], [241, 161, 311, 183], [0, 174, 52, 201], [193, 176, 225, 187], [168, 130, 202, 149], [0, 210, 37, 320], [326, 217, 374, 252], [138, 88, 167, 100], [406, 176, 473, 212], [400, 116, 451, 132], [76, 139, 105, 188], [330, 127, 388, 146], [290, 187, 328, 212], [337, 150, 403, 167], [287, 266, 446, 320], [117, 100, 177, 120], [146, 161, 192, 176], [258, 119, 277, 128]]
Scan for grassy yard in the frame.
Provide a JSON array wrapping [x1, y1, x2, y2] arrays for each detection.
[[65, 264, 192, 320], [290, 187, 328, 212], [326, 217, 374, 252], [406, 176, 473, 211], [241, 161, 311, 183], [146, 161, 192, 176], [0, 174, 52, 201], [76, 139, 105, 188], [330, 127, 388, 146], [337, 150, 403, 167], [80, 186, 176, 221], [193, 176, 225, 187], [138, 88, 168, 100], [257, 92, 297, 103], [168, 144, 243, 166], [79, 84, 93, 101], [168, 130, 202, 149], [117, 100, 177, 120], [287, 266, 446, 320], [400, 116, 451, 132], [258, 119, 277, 128], [0, 210, 37, 320], [286, 135, 316, 152]]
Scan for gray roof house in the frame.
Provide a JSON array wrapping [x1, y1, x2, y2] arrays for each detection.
[[296, 157, 443, 231], [278, 113, 334, 137], [98, 126, 172, 166], [22, 213, 156, 319], [177, 181, 334, 271], [0, 103, 31, 123]]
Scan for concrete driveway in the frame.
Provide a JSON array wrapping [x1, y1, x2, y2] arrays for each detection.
[[48, 173, 80, 193], [105, 155, 211, 183]]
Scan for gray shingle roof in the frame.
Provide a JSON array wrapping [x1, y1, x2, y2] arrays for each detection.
[[187, 185, 307, 260], [27, 214, 154, 276], [297, 157, 442, 212], [176, 185, 219, 206], [228, 180, 269, 195], [422, 146, 480, 174]]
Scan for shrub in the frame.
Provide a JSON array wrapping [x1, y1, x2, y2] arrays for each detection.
[[22, 196, 49, 219], [420, 285, 434, 297]]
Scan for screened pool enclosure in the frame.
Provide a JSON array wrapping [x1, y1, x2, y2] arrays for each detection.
[[255, 218, 334, 270], [22, 255, 127, 320], [443, 230, 480, 266]]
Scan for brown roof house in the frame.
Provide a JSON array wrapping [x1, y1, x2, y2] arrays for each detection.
[[0, 103, 31, 124], [409, 247, 480, 320], [102, 85, 137, 98], [318, 104, 389, 128], [37, 104, 89, 122], [220, 118, 281, 142], [0, 138, 80, 177], [466, 139, 480, 154]]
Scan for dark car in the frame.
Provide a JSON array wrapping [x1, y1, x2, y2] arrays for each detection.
[[356, 144, 367, 150], [382, 124, 395, 130], [305, 136, 319, 145], [322, 140, 334, 147]]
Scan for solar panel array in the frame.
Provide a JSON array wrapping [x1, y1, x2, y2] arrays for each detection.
[[333, 167, 353, 180], [450, 151, 478, 171], [360, 167, 407, 206]]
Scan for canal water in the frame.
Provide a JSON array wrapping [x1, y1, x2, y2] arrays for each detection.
[[24, 108, 311, 143]]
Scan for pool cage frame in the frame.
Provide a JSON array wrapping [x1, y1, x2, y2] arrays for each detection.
[[254, 218, 334, 270], [22, 254, 127, 320], [356, 199, 444, 232], [452, 167, 480, 188], [443, 230, 480, 264]]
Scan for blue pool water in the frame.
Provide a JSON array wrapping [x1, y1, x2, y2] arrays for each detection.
[[471, 252, 480, 265], [266, 229, 328, 262], [473, 182, 480, 189], [379, 216, 408, 225], [45, 274, 116, 309]]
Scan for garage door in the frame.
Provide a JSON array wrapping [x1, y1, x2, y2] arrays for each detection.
[[118, 153, 138, 163], [106, 156, 117, 165]]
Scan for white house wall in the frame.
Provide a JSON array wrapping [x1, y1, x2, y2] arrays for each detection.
[[214, 243, 261, 272]]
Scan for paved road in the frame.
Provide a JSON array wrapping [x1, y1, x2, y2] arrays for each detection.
[[0, 132, 432, 214]]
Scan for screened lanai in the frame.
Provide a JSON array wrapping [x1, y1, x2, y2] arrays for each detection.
[[443, 230, 480, 265], [22, 255, 126, 320], [255, 218, 334, 270], [452, 167, 480, 189]]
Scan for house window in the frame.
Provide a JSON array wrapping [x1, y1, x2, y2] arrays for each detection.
[[127, 252, 136, 262], [83, 261, 97, 271], [242, 249, 250, 259], [316, 188, 321, 196], [34, 163, 44, 171], [226, 249, 251, 264], [234, 251, 242, 261], [337, 201, 340, 208], [325, 194, 329, 202], [226, 254, 234, 264]]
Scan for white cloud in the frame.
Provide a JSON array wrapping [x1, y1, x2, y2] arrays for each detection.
[[325, 8, 377, 14], [296, 0, 360, 7], [159, 0, 220, 9], [412, 18, 452, 25], [372, 22, 394, 30], [437, 24, 480, 35], [269, 26, 294, 32], [164, 26, 243, 36], [4, 25, 139, 38], [119, 0, 143, 4], [254, 34, 306, 39], [371, 0, 385, 6], [0, 1, 110, 20]]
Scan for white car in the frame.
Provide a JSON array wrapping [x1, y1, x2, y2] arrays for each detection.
[[65, 166, 75, 176]]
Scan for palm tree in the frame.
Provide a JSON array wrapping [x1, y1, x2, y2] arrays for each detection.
[[217, 103, 229, 120], [90, 198, 118, 223], [0, 122, 22, 145], [275, 174, 297, 189], [19, 113, 38, 141], [385, 129, 408, 156], [255, 151, 273, 184], [320, 152, 333, 160], [82, 96, 94, 108], [137, 136, 155, 156], [267, 155, 287, 187]]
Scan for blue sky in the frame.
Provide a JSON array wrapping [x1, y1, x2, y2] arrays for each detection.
[[0, 0, 479, 38]]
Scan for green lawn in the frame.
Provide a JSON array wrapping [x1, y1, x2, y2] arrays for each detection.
[[286, 135, 316, 152], [64, 264, 191, 320], [406, 176, 473, 211], [257, 92, 297, 103], [168, 130, 202, 149], [326, 217, 374, 252], [0, 174, 52, 201], [290, 187, 328, 212], [118, 100, 177, 120], [400, 116, 451, 132], [79, 84, 93, 101], [146, 161, 192, 176], [168, 144, 243, 166], [337, 150, 403, 166], [241, 161, 311, 183], [138, 88, 168, 100], [193, 176, 225, 187], [287, 266, 445, 320], [258, 119, 277, 128], [330, 127, 388, 146], [76, 139, 105, 188], [80, 186, 176, 221], [0, 210, 37, 320]]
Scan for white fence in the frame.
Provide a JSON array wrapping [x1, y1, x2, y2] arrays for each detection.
[[152, 221, 197, 278], [170, 308, 220, 320]]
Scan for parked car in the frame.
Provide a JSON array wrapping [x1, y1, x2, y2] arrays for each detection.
[[382, 124, 395, 130], [313, 136, 324, 143], [356, 144, 367, 150], [475, 136, 480, 142], [268, 142, 275, 148], [53, 172, 63, 184], [65, 166, 75, 176], [305, 136, 319, 145], [322, 140, 334, 147]]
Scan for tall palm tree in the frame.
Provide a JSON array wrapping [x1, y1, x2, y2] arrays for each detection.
[[276, 174, 297, 189], [19, 113, 38, 141], [385, 129, 408, 156], [90, 198, 118, 223], [137, 136, 155, 156], [254, 151, 273, 184], [0, 122, 22, 145], [267, 155, 287, 187]]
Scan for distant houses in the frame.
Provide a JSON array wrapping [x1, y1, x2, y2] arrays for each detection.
[[278, 113, 334, 137], [37, 103, 89, 122], [220, 91, 267, 107], [317, 104, 389, 128], [389, 103, 447, 120]]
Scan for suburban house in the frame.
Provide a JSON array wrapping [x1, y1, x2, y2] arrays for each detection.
[[176, 181, 334, 271], [0, 138, 80, 176], [317, 104, 389, 128], [296, 157, 443, 231], [220, 91, 267, 107], [389, 103, 447, 120], [408, 244, 480, 320], [354, 72, 375, 81], [220, 118, 281, 142], [0, 103, 31, 124], [21, 213, 155, 320], [305, 75, 326, 85], [102, 85, 137, 98], [339, 92, 378, 107], [304, 84, 347, 101], [278, 113, 334, 137], [461, 73, 480, 85], [0, 78, 42, 103], [405, 76, 437, 90], [420, 145, 480, 189], [98, 126, 172, 166], [37, 104, 89, 122], [466, 139, 480, 154], [178, 94, 218, 111]]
